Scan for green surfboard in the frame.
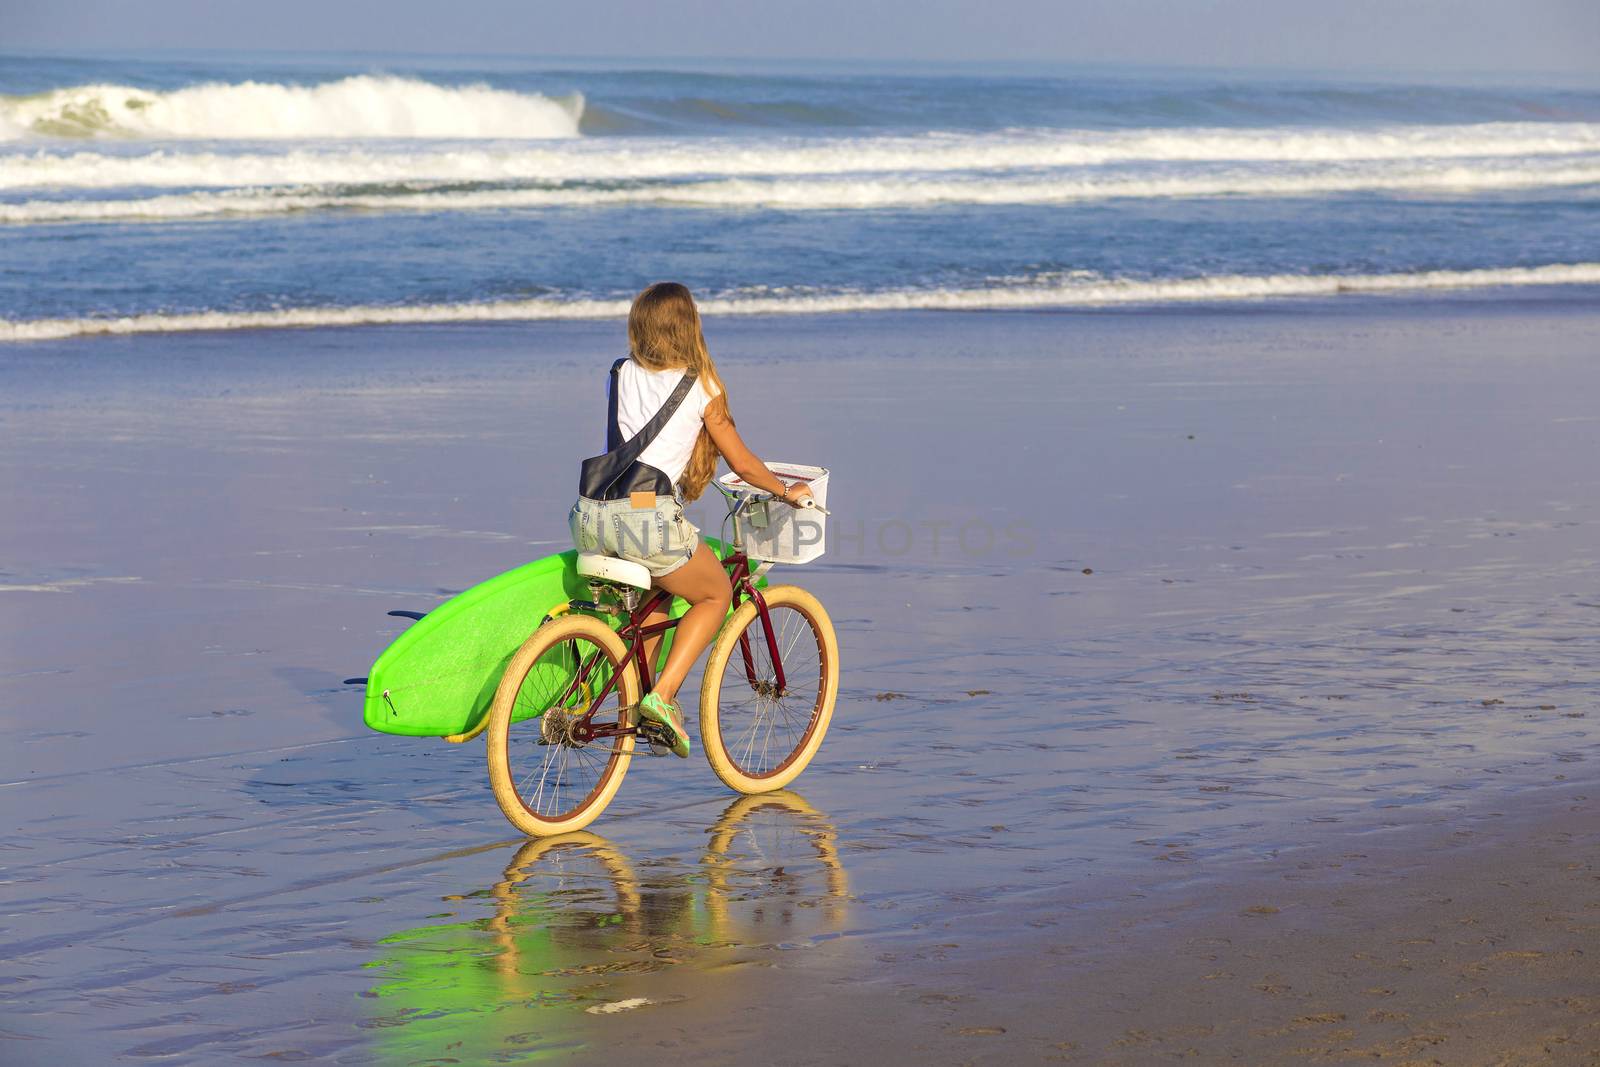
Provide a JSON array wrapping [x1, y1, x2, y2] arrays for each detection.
[[362, 540, 738, 738]]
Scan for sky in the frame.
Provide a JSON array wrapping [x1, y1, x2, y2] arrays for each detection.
[[2, 0, 1597, 78]]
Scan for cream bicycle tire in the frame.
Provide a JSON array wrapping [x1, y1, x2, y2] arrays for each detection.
[[486, 614, 640, 836], [700, 584, 839, 794]]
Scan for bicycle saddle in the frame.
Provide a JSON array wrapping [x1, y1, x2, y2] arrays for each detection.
[[576, 553, 651, 591]]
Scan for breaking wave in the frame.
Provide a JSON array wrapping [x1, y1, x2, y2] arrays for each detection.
[[6, 158, 1597, 223], [2, 122, 1597, 190], [0, 76, 584, 141], [5, 263, 1597, 342]]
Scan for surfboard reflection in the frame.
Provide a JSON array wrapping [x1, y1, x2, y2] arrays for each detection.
[[363, 792, 850, 1061]]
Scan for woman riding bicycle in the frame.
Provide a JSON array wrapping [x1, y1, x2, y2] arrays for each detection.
[[569, 282, 812, 757]]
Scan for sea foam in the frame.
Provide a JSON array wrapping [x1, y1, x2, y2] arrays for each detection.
[[0, 76, 584, 141], [2, 122, 1596, 190], [6, 158, 1596, 223], [5, 263, 1597, 342]]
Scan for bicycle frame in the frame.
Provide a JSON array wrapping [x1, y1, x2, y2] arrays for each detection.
[[558, 549, 789, 746]]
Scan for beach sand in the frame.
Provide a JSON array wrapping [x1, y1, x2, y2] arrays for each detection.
[[2, 295, 1597, 1063]]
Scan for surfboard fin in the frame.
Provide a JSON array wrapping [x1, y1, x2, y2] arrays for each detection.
[[387, 610, 427, 621], [343, 677, 367, 686]]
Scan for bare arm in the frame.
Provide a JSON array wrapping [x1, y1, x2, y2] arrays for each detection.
[[704, 399, 812, 505]]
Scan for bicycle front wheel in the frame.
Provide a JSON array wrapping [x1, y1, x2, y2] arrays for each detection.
[[486, 614, 641, 837], [700, 584, 839, 794]]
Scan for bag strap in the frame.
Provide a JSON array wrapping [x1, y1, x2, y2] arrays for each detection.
[[602, 357, 699, 468], [605, 357, 627, 451]]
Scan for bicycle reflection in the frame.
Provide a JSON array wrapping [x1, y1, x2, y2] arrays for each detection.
[[363, 792, 849, 1061]]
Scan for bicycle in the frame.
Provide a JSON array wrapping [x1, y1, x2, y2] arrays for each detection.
[[485, 480, 839, 836]]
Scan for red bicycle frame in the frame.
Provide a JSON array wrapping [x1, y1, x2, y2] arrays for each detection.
[[557, 550, 788, 745]]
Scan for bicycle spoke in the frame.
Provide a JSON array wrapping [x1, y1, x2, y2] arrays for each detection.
[[503, 633, 628, 821], [714, 603, 827, 777], [779, 610, 808, 668]]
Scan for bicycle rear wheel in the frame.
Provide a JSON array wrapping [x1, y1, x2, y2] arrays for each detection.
[[700, 584, 839, 793], [487, 614, 641, 836]]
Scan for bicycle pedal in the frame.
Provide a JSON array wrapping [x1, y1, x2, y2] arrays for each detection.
[[636, 721, 673, 756]]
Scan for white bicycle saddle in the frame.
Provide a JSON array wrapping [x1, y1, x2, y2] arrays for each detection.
[[576, 553, 652, 591]]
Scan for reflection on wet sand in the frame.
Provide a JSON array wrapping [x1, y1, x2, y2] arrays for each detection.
[[363, 792, 849, 1061], [701, 793, 850, 940]]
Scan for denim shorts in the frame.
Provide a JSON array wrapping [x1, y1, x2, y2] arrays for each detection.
[[569, 494, 700, 578]]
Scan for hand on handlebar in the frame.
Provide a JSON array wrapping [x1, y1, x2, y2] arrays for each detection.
[[780, 482, 829, 515]]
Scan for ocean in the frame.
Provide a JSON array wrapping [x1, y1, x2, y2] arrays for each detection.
[[3, 51, 1599, 341]]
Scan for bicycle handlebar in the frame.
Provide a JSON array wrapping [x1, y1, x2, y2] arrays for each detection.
[[794, 497, 831, 516], [715, 481, 830, 517]]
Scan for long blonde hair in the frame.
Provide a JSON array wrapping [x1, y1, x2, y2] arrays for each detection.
[[627, 282, 729, 501]]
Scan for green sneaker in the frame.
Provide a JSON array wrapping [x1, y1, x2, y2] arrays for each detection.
[[638, 692, 691, 758]]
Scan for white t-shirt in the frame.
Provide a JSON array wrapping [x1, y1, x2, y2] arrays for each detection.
[[614, 360, 722, 487]]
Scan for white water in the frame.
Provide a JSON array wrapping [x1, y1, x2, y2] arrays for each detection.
[[0, 76, 583, 141], [3, 122, 1597, 190], [6, 158, 1596, 223], [6, 263, 1597, 342]]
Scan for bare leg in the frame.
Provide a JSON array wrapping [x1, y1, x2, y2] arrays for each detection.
[[639, 605, 670, 686], [651, 544, 732, 703]]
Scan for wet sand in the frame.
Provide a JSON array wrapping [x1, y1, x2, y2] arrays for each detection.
[[2, 295, 1598, 1063]]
